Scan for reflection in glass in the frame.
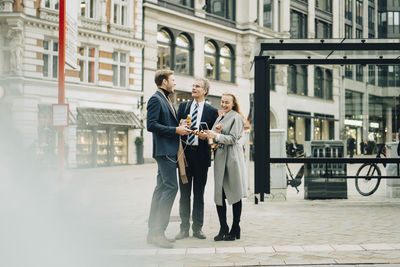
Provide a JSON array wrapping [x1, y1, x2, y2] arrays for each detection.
[[175, 34, 190, 74], [157, 30, 172, 70], [220, 46, 232, 82], [204, 41, 216, 79], [113, 130, 128, 165]]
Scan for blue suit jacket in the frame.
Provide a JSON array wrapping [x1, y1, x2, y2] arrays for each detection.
[[147, 91, 179, 158], [177, 100, 219, 167]]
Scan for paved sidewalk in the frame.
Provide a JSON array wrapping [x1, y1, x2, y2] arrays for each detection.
[[58, 160, 400, 267]]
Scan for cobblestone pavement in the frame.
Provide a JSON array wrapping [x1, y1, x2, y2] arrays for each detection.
[[55, 158, 400, 267]]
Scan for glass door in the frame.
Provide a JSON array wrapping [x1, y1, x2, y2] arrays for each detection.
[[76, 128, 94, 167], [113, 129, 128, 165], [96, 129, 109, 166]]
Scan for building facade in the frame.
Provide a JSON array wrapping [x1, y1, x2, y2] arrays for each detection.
[[0, 0, 144, 168]]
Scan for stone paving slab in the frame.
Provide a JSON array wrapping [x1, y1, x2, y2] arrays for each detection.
[[58, 162, 400, 266]]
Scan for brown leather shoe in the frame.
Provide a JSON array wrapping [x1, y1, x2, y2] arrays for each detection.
[[152, 235, 173, 248]]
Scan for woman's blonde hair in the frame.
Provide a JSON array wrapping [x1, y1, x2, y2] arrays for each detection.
[[222, 93, 244, 120]]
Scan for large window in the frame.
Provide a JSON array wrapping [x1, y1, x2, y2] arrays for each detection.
[[368, 65, 375, 85], [345, 65, 353, 79], [157, 28, 193, 75], [356, 0, 363, 25], [204, 41, 217, 80], [314, 67, 332, 99], [368, 6, 375, 31], [78, 46, 96, 84], [43, 40, 58, 79], [204, 40, 234, 83], [345, 24, 352, 38], [356, 29, 362, 38], [43, 0, 59, 9], [290, 10, 307, 39], [112, 0, 128, 26], [219, 45, 234, 82], [263, 0, 273, 29], [315, 19, 332, 39], [345, 0, 352, 20], [157, 29, 172, 70], [175, 34, 191, 75], [81, 0, 95, 18], [314, 114, 334, 140], [112, 51, 128, 88], [316, 0, 332, 13], [314, 67, 323, 98], [287, 65, 307, 96], [378, 12, 387, 36], [205, 0, 235, 21], [288, 111, 311, 145], [356, 65, 363, 82]]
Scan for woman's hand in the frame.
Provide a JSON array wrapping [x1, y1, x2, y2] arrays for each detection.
[[198, 131, 208, 140], [206, 130, 217, 139], [215, 123, 223, 133]]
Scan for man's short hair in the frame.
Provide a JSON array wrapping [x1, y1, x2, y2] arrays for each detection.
[[197, 78, 210, 96], [155, 70, 174, 87]]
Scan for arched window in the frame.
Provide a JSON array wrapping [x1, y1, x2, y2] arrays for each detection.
[[219, 45, 233, 82], [325, 69, 332, 99], [288, 65, 297, 93], [175, 34, 192, 75], [204, 41, 217, 80], [314, 67, 323, 98], [157, 29, 172, 70], [297, 65, 308, 95]]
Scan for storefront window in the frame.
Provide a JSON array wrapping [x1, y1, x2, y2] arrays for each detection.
[[314, 114, 334, 140], [38, 105, 57, 166], [113, 129, 128, 165], [97, 129, 109, 166], [219, 45, 233, 82], [175, 34, 191, 75], [76, 128, 94, 167], [204, 41, 217, 80], [288, 111, 311, 145]]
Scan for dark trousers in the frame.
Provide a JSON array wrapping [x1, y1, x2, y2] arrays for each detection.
[[178, 146, 208, 232], [148, 156, 178, 236]]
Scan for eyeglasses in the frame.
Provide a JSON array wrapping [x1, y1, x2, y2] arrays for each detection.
[[192, 84, 203, 89]]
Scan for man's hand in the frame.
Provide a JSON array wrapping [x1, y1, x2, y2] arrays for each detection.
[[182, 119, 192, 129], [176, 125, 191, 136], [206, 130, 217, 139], [198, 131, 208, 140]]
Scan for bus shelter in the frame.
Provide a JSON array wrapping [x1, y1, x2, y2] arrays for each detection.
[[254, 39, 400, 202]]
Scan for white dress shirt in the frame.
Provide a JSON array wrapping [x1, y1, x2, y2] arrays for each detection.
[[188, 100, 205, 146]]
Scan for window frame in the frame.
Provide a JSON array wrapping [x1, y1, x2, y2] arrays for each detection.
[[205, 0, 236, 22], [157, 27, 194, 76], [80, 0, 96, 19], [112, 51, 128, 88], [42, 39, 59, 79], [78, 46, 97, 84], [112, 0, 128, 26], [204, 38, 235, 83], [42, 0, 59, 10], [290, 9, 308, 39]]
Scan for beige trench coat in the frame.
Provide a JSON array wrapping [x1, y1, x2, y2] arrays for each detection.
[[212, 110, 247, 206]]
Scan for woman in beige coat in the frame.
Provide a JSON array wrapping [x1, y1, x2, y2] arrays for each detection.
[[207, 93, 247, 241]]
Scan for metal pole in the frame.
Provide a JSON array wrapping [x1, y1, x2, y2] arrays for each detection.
[[58, 0, 66, 178], [254, 56, 269, 204]]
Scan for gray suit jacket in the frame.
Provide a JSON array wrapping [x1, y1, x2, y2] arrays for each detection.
[[212, 110, 247, 206]]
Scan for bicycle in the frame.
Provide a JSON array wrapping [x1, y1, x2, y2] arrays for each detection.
[[355, 143, 386, 196], [286, 153, 305, 193]]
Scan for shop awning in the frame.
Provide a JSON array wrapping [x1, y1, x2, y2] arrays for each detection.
[[289, 112, 338, 121], [77, 107, 144, 129]]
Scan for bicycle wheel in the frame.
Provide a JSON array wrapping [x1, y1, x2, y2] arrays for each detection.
[[355, 163, 381, 196]]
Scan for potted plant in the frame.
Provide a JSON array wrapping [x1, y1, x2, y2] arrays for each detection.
[[135, 136, 144, 164]]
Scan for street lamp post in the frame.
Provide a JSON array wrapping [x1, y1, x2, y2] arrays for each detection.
[[58, 0, 66, 178]]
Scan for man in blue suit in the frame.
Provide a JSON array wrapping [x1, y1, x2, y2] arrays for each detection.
[[146, 70, 191, 248], [175, 79, 219, 240]]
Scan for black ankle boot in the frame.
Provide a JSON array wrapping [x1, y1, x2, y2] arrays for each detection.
[[214, 226, 229, 241], [224, 224, 240, 241]]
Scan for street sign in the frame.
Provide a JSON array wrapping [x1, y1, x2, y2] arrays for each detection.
[[52, 104, 69, 127]]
